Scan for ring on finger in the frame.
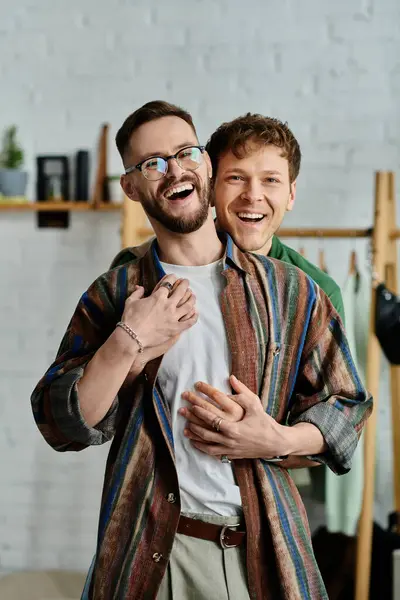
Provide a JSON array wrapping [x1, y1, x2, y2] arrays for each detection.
[[221, 455, 231, 464], [160, 281, 173, 292], [212, 417, 223, 432]]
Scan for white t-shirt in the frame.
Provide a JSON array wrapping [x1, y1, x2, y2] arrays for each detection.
[[158, 259, 242, 516]]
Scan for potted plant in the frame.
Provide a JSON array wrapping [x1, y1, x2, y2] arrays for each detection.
[[0, 126, 28, 197]]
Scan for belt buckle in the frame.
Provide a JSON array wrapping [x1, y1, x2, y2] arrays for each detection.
[[220, 524, 239, 549]]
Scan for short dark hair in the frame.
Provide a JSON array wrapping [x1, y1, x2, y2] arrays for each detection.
[[206, 113, 301, 183], [116, 100, 198, 163]]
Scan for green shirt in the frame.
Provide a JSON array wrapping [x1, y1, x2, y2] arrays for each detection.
[[270, 236, 345, 322], [110, 235, 345, 323]]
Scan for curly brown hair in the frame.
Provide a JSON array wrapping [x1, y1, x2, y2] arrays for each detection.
[[206, 113, 301, 183]]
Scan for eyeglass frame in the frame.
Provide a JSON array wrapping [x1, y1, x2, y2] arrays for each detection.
[[124, 145, 206, 179]]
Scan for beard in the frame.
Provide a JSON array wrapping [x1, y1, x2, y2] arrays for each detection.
[[138, 174, 210, 234]]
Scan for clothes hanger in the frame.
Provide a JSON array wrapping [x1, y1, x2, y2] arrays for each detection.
[[348, 250, 358, 276], [318, 232, 328, 273], [318, 249, 328, 272], [349, 239, 361, 292], [297, 232, 306, 258]]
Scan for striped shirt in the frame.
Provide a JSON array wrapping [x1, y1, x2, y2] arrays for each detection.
[[31, 234, 372, 600]]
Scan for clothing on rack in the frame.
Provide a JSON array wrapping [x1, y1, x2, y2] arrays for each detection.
[[325, 269, 369, 535]]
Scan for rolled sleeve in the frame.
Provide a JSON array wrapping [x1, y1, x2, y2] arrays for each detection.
[[50, 366, 119, 447], [290, 401, 359, 475], [287, 294, 372, 475]]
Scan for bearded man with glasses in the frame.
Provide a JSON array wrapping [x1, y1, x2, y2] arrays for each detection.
[[31, 101, 372, 600], [124, 143, 209, 233]]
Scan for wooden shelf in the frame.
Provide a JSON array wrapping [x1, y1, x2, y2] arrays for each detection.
[[0, 201, 122, 212], [94, 202, 123, 212]]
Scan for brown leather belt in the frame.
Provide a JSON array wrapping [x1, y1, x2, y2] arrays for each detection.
[[177, 515, 246, 549]]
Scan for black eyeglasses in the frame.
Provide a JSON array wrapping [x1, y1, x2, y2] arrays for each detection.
[[125, 145, 205, 181]]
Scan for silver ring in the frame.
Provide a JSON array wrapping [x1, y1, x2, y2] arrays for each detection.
[[212, 417, 223, 432], [160, 281, 173, 292], [221, 455, 231, 464]]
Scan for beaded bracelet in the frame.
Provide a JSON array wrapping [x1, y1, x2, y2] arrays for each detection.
[[116, 321, 144, 353]]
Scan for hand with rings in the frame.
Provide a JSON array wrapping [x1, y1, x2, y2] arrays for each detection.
[[212, 416, 223, 432], [179, 379, 243, 462], [180, 379, 245, 432], [179, 375, 290, 461], [120, 274, 198, 380]]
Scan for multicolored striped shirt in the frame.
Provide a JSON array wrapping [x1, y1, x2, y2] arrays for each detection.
[[31, 235, 372, 600]]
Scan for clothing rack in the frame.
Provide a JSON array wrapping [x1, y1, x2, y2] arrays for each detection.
[[120, 171, 399, 600], [278, 227, 400, 239], [358, 172, 399, 600], [279, 172, 399, 600], [277, 228, 370, 238]]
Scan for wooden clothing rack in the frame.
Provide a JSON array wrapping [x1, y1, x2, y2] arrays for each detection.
[[277, 172, 400, 599], [259, 172, 400, 600], [120, 172, 400, 599]]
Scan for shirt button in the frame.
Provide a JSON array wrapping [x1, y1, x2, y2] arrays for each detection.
[[152, 552, 163, 562], [273, 346, 280, 356], [167, 493, 176, 503]]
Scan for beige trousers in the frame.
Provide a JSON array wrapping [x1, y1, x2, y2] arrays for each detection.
[[157, 513, 250, 600]]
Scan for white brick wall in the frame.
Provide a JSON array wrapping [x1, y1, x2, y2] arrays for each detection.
[[0, 213, 120, 576], [0, 0, 399, 577]]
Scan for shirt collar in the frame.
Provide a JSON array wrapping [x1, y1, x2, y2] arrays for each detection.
[[150, 232, 249, 279], [270, 235, 283, 258]]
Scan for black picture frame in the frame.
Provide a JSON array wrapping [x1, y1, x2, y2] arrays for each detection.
[[36, 155, 70, 228]]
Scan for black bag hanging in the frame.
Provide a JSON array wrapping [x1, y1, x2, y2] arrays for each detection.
[[375, 283, 400, 365]]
